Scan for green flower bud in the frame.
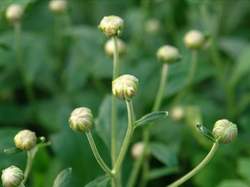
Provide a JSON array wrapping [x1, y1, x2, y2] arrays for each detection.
[[131, 142, 144, 159], [69, 107, 94, 132], [1, 166, 24, 187], [184, 30, 205, 49], [49, 0, 67, 14], [6, 4, 23, 24], [212, 119, 238, 144], [112, 74, 138, 100], [157, 45, 181, 64], [170, 106, 184, 121], [105, 38, 126, 57], [14, 130, 37, 151], [98, 15, 124, 37]]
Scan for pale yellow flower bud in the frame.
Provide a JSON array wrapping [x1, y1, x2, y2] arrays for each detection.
[[131, 142, 144, 159], [170, 106, 184, 121], [69, 107, 94, 132], [212, 119, 238, 144], [105, 38, 126, 57], [49, 0, 67, 14], [1, 166, 24, 187], [98, 15, 124, 37], [6, 4, 23, 24], [145, 18, 160, 34], [14, 130, 37, 151], [157, 45, 181, 64], [184, 30, 205, 49], [112, 74, 138, 100]]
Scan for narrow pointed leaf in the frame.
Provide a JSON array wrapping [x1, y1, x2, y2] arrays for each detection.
[[134, 111, 168, 128], [196, 124, 215, 142]]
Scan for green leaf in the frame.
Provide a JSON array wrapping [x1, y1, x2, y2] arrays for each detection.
[[85, 175, 110, 187], [95, 95, 127, 151], [134, 111, 168, 128], [149, 142, 178, 167], [230, 46, 250, 87], [53, 168, 72, 187], [217, 179, 249, 187], [237, 157, 250, 183], [148, 166, 179, 180]]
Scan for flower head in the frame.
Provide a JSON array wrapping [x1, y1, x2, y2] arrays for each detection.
[[49, 0, 67, 14], [6, 4, 23, 24], [212, 119, 238, 144], [69, 107, 94, 132], [99, 15, 124, 37], [184, 30, 205, 49], [145, 18, 160, 34], [105, 38, 126, 57], [112, 74, 138, 100], [170, 106, 184, 121], [157, 45, 181, 64], [1, 166, 24, 187], [14, 130, 37, 151], [131, 142, 144, 159]]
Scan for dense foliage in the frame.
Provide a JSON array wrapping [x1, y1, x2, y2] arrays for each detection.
[[0, 0, 250, 187]]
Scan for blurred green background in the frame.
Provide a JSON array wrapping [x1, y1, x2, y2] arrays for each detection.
[[0, 0, 250, 186]]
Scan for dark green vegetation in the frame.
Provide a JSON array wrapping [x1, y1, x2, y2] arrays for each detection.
[[0, 0, 250, 186]]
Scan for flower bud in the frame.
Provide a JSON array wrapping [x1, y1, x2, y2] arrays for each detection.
[[131, 142, 144, 159], [98, 15, 124, 37], [170, 106, 184, 121], [184, 30, 205, 49], [145, 18, 160, 34], [49, 0, 67, 14], [157, 45, 181, 64], [212, 119, 238, 144], [14, 130, 37, 151], [112, 74, 138, 100], [69, 107, 94, 132], [105, 38, 126, 57], [1, 166, 24, 187], [6, 4, 24, 24]]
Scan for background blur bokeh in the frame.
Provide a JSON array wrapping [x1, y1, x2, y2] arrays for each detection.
[[0, 0, 250, 186]]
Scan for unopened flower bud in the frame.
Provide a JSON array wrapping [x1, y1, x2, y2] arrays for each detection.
[[105, 38, 126, 57], [49, 0, 67, 14], [131, 142, 144, 159], [98, 15, 124, 37], [184, 30, 205, 49], [170, 106, 184, 121], [212, 119, 238, 144], [14, 130, 37, 151], [157, 45, 181, 64], [1, 166, 24, 187], [69, 107, 94, 132], [145, 18, 160, 34], [112, 74, 138, 100], [6, 4, 23, 24]]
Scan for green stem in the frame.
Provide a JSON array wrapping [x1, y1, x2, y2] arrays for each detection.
[[23, 148, 38, 184], [113, 100, 135, 174], [14, 22, 34, 102], [111, 36, 120, 187], [173, 50, 198, 105], [85, 131, 113, 177], [152, 64, 169, 111], [167, 142, 219, 187], [128, 64, 168, 187]]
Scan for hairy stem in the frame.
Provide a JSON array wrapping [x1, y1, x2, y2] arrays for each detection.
[[85, 131, 113, 177], [168, 142, 219, 187], [111, 36, 120, 187], [113, 100, 135, 174], [23, 148, 38, 184]]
